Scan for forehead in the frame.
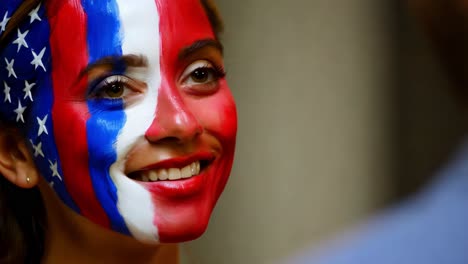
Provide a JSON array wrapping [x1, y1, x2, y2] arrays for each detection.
[[64, 0, 215, 61]]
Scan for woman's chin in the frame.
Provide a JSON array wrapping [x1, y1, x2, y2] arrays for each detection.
[[156, 212, 210, 243]]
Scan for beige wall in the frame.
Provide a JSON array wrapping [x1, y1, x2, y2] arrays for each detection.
[[182, 1, 396, 263]]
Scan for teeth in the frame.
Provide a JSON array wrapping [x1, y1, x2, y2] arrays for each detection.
[[158, 169, 168, 180], [190, 162, 197, 175], [181, 165, 192, 179], [168, 168, 181, 180], [142, 174, 149, 182], [138, 161, 202, 182], [149, 171, 158, 181]]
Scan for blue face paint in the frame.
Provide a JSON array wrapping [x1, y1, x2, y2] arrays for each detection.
[[82, 0, 130, 235]]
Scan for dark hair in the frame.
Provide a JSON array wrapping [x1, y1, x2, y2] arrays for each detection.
[[0, 1, 224, 263], [0, 176, 45, 264], [410, 0, 468, 104], [200, 0, 224, 39]]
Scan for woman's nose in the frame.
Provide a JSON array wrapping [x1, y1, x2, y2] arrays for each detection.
[[145, 83, 202, 144]]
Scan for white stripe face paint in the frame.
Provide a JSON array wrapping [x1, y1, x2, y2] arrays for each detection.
[[109, 0, 161, 243]]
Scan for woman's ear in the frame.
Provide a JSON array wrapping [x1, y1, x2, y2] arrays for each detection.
[[0, 126, 39, 188]]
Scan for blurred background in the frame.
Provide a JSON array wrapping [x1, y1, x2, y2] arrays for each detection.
[[182, 0, 468, 263]]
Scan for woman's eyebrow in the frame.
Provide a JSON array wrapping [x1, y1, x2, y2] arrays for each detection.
[[178, 39, 223, 60], [78, 54, 148, 80]]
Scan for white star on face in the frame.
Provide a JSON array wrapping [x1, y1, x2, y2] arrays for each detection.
[[12, 29, 29, 52], [3, 81, 11, 103], [0, 11, 10, 32], [37, 115, 49, 136], [14, 100, 27, 123], [28, 3, 42, 24], [49, 160, 62, 181], [23, 80, 35, 101], [5, 58, 17, 78], [31, 47, 46, 71], [30, 140, 45, 158]]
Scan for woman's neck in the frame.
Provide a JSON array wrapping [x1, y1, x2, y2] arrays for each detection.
[[38, 180, 179, 264]]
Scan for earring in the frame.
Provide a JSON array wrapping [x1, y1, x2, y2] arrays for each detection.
[[26, 177, 30, 184]]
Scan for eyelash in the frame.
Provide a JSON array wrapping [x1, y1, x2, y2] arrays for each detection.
[[180, 60, 226, 94], [89, 75, 135, 100]]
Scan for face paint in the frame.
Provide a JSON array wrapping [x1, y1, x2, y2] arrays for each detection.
[[0, 0, 237, 244]]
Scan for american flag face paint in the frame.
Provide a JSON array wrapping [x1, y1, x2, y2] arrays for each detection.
[[0, 0, 237, 243]]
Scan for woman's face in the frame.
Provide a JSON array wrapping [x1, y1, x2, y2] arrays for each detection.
[[0, 0, 236, 243]]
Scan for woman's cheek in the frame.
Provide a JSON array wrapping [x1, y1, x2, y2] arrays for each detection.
[[193, 89, 237, 142], [215, 87, 237, 142]]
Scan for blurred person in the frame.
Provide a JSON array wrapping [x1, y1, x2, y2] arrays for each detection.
[[284, 1, 468, 263]]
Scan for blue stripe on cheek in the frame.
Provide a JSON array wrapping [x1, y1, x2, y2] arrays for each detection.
[[82, 0, 131, 235], [87, 99, 130, 235]]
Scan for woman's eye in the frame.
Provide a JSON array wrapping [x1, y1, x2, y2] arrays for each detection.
[[104, 81, 125, 98], [180, 60, 226, 94], [190, 68, 211, 83], [90, 75, 141, 100]]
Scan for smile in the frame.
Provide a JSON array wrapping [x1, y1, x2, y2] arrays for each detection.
[[137, 161, 201, 182], [127, 151, 215, 183]]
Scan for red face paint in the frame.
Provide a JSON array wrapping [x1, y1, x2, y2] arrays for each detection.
[[47, 0, 111, 229], [140, 0, 237, 242]]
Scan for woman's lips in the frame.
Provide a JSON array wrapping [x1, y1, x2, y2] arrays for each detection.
[[126, 152, 216, 197]]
